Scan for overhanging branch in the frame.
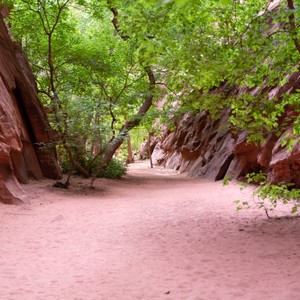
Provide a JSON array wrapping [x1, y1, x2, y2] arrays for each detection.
[[287, 0, 300, 54]]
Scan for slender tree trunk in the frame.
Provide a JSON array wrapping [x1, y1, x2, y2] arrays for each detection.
[[127, 134, 134, 164], [148, 131, 153, 168], [97, 67, 155, 172], [37, 1, 89, 180]]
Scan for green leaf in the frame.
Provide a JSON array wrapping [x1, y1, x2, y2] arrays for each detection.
[[218, 0, 232, 5], [175, 0, 188, 7]]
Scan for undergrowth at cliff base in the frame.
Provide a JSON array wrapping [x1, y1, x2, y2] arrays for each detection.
[[224, 172, 300, 219], [97, 158, 127, 179], [61, 156, 127, 179]]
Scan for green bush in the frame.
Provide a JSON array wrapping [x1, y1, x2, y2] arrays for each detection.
[[98, 158, 127, 179]]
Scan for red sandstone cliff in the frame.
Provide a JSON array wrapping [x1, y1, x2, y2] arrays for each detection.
[[151, 75, 300, 187], [0, 14, 61, 204]]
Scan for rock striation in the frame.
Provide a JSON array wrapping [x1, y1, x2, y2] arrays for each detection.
[[0, 14, 61, 204]]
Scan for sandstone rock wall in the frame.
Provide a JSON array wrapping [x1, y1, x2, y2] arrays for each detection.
[[0, 15, 61, 204], [151, 76, 300, 187]]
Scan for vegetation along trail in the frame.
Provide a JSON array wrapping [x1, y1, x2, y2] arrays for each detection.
[[1, 161, 300, 300]]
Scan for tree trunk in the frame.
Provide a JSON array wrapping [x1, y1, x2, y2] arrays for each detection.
[[93, 65, 155, 177], [127, 134, 134, 164], [148, 131, 153, 169]]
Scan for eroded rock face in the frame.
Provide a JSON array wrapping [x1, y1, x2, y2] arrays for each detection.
[[152, 110, 242, 181], [268, 129, 300, 186], [151, 85, 300, 187], [0, 15, 61, 204]]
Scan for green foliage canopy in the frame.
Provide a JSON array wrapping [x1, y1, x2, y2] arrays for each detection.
[[4, 0, 300, 174]]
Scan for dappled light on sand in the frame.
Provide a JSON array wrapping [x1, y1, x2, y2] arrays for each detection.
[[1, 161, 300, 300]]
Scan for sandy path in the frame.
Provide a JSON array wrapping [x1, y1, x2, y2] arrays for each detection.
[[1, 161, 300, 300]]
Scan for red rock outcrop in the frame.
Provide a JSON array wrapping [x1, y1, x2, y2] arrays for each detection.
[[0, 14, 61, 204], [151, 75, 300, 187]]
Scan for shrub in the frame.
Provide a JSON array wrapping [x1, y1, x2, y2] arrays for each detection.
[[98, 158, 127, 179]]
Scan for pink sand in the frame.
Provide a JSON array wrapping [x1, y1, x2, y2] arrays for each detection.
[[1, 161, 300, 299]]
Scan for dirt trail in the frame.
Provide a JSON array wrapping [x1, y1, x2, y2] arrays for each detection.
[[1, 161, 300, 300]]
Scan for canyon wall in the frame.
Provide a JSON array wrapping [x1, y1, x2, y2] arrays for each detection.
[[151, 74, 300, 187], [0, 14, 61, 204]]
